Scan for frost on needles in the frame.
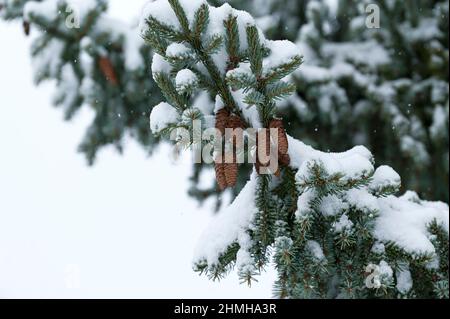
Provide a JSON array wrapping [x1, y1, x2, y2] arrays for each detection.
[[141, 0, 450, 299]]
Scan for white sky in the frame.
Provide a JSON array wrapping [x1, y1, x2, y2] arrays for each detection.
[[0, 0, 275, 298]]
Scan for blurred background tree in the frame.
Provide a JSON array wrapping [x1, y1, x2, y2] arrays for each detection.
[[1, 0, 448, 203], [1, 0, 163, 164]]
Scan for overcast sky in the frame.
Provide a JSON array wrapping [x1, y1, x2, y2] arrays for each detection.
[[0, 0, 275, 299]]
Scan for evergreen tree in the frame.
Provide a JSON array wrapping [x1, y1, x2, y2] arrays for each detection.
[[1, 0, 163, 164], [2, 0, 448, 203], [141, 0, 448, 299], [208, 0, 450, 203], [1, 0, 448, 300], [228, 0, 450, 202], [289, 0, 449, 202]]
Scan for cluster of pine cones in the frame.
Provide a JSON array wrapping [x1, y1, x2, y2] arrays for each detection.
[[214, 109, 290, 190]]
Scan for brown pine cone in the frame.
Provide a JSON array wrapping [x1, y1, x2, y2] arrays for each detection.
[[215, 161, 227, 190], [215, 108, 230, 136], [255, 129, 272, 175], [256, 128, 271, 166], [98, 56, 118, 85], [23, 21, 30, 36], [227, 113, 245, 149], [224, 163, 238, 187], [269, 118, 283, 129], [279, 153, 291, 166], [269, 118, 289, 156], [228, 113, 245, 130], [223, 137, 238, 187], [278, 132, 289, 157]]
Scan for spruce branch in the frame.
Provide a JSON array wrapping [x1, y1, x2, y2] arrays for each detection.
[[204, 34, 224, 54], [243, 91, 265, 106], [266, 82, 297, 101], [193, 3, 209, 38], [246, 24, 263, 78], [263, 55, 303, 84], [144, 16, 185, 43], [168, 0, 191, 34], [141, 0, 449, 299], [224, 14, 240, 69], [153, 72, 187, 111]]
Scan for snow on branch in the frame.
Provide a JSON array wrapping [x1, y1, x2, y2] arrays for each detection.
[[140, 0, 449, 298]]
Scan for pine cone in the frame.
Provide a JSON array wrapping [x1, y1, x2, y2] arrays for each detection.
[[227, 113, 245, 149], [255, 129, 272, 174], [269, 118, 283, 129], [215, 108, 230, 136], [224, 163, 238, 187], [270, 118, 290, 169], [279, 153, 291, 167], [215, 161, 227, 190], [228, 113, 245, 130], [254, 119, 291, 175], [224, 136, 239, 187], [23, 21, 30, 36], [269, 118, 289, 156], [257, 128, 271, 166], [98, 56, 118, 85], [216, 111, 243, 187]]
